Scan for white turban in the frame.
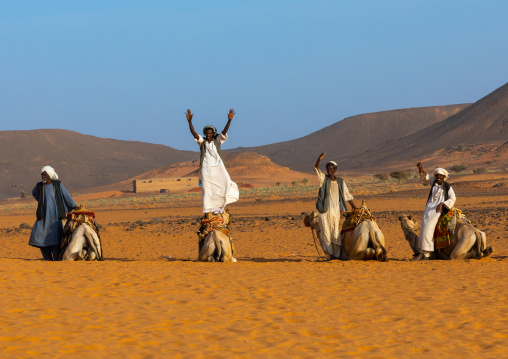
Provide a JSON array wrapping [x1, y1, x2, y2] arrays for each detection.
[[41, 166, 59, 180], [326, 161, 338, 168], [433, 167, 449, 180]]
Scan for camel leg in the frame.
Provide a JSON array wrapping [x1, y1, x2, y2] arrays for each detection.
[[198, 244, 215, 261], [483, 247, 493, 257], [86, 251, 96, 261], [364, 248, 375, 260], [62, 225, 86, 261], [371, 229, 387, 261], [478, 232, 493, 258], [198, 233, 217, 262], [348, 228, 369, 260], [63, 252, 80, 261], [449, 235, 476, 260], [78, 249, 87, 260]]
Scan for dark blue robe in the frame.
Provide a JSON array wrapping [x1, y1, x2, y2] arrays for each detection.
[[29, 183, 76, 248]]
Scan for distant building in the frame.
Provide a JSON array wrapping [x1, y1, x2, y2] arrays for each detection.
[[133, 177, 199, 193]]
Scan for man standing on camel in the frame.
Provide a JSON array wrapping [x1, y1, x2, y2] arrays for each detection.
[[186, 108, 239, 215], [314, 153, 357, 259], [411, 161, 456, 261]]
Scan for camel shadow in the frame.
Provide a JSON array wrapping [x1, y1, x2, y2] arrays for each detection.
[[101, 257, 137, 262], [1, 258, 45, 261], [492, 255, 508, 260], [240, 257, 324, 263]]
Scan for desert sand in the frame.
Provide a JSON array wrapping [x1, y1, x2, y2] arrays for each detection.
[[0, 174, 507, 358]]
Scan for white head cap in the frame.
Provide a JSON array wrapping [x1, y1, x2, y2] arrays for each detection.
[[433, 167, 449, 180], [41, 166, 59, 180]]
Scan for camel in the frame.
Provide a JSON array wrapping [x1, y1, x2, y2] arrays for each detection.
[[398, 215, 493, 260], [198, 210, 236, 262], [304, 209, 387, 261], [342, 219, 387, 261], [61, 223, 103, 261]]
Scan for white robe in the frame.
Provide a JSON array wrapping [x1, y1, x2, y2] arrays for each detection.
[[418, 173, 456, 252], [196, 134, 239, 213], [315, 168, 354, 258]]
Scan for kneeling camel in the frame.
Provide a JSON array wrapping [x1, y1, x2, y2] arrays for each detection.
[[398, 215, 493, 260], [305, 207, 387, 261], [198, 210, 236, 263]]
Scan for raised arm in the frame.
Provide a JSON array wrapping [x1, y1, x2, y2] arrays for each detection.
[[186, 109, 199, 140], [416, 161, 425, 175], [315, 152, 325, 170], [221, 109, 235, 136], [417, 161, 431, 185]]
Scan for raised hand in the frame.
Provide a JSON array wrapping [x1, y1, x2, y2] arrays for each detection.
[[315, 152, 326, 169], [186, 109, 194, 122], [228, 108, 235, 121]]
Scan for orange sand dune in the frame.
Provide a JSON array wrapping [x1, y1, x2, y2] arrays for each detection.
[[0, 189, 507, 358]]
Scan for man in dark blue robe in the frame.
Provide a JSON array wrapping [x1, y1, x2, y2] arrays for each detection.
[[29, 166, 78, 261]]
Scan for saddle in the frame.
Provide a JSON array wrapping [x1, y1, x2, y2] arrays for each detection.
[[340, 206, 376, 235]]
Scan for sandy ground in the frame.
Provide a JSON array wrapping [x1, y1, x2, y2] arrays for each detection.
[[0, 185, 507, 358]]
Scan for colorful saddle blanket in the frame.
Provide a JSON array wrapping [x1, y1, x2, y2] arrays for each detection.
[[434, 208, 473, 249]]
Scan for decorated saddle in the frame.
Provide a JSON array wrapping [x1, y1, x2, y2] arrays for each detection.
[[434, 208, 474, 249], [340, 204, 377, 235]]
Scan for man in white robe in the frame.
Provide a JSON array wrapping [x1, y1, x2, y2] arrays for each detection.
[[411, 162, 456, 261], [314, 153, 357, 259], [186, 108, 239, 214]]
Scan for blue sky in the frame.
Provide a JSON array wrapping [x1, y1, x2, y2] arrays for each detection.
[[1, 1, 507, 151]]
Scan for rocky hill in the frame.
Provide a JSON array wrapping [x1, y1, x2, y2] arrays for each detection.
[[232, 104, 469, 171], [345, 82, 508, 169], [0, 129, 196, 198]]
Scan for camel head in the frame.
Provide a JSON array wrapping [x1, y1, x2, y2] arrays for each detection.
[[398, 215, 418, 234], [303, 211, 320, 231]]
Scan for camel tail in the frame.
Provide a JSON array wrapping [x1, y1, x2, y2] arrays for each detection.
[[474, 229, 484, 259], [370, 225, 388, 262]]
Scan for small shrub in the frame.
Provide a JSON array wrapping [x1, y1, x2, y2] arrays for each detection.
[[291, 181, 298, 186], [458, 144, 465, 151], [473, 168, 486, 174], [301, 178, 309, 185], [276, 182, 281, 186], [390, 170, 408, 181], [20, 190, 27, 198], [450, 165, 466, 172], [374, 173, 389, 181]]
